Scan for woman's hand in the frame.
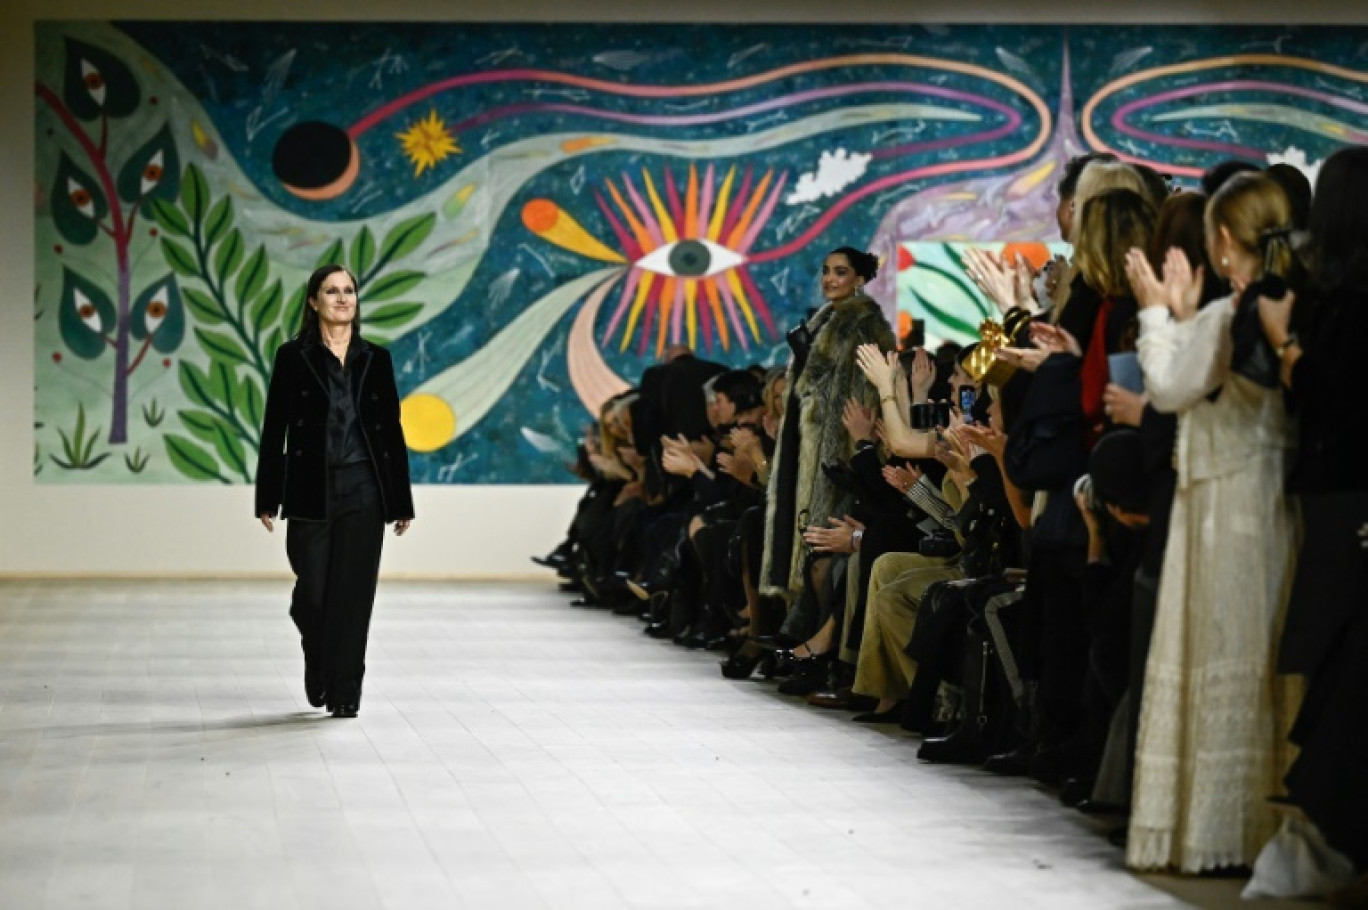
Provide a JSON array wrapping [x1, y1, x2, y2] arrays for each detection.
[[1125, 248, 1168, 311], [995, 346, 1048, 372], [856, 343, 897, 397], [801, 515, 865, 554], [259, 513, 274, 533], [729, 426, 762, 458], [394, 519, 411, 536], [965, 248, 1022, 316], [909, 347, 935, 404], [716, 451, 756, 484], [882, 463, 922, 494], [1162, 247, 1204, 321], [934, 433, 973, 479], [661, 444, 700, 478], [1102, 383, 1148, 427], [1030, 322, 1082, 358], [958, 423, 1006, 459], [842, 398, 877, 443]]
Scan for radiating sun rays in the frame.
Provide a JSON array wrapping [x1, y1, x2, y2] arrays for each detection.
[[521, 162, 784, 356], [396, 109, 461, 177]]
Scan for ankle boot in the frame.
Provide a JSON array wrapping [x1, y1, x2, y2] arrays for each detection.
[[918, 636, 993, 765]]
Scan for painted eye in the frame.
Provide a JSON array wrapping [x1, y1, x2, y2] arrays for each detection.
[[144, 296, 168, 333], [636, 238, 746, 279], [140, 151, 165, 195], [80, 60, 106, 106], [67, 177, 95, 217], [75, 290, 102, 332]]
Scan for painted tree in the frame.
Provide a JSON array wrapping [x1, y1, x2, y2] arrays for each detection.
[[36, 37, 185, 444]]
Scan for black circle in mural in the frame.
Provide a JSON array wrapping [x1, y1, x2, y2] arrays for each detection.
[[272, 121, 357, 198], [668, 240, 712, 277]]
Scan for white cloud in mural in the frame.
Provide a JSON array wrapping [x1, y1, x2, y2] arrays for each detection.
[[786, 148, 872, 205], [1266, 146, 1322, 187]]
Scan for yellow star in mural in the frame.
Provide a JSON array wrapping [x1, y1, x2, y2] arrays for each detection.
[[396, 109, 460, 177]]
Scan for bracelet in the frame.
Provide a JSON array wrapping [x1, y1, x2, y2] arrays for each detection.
[[1275, 335, 1297, 359], [851, 528, 864, 550], [879, 394, 897, 406]]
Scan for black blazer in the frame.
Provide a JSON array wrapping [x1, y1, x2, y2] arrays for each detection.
[[255, 337, 415, 523]]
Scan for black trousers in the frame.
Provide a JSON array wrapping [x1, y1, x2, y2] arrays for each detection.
[[286, 461, 385, 706]]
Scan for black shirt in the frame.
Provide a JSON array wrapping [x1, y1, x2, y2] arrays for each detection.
[[321, 337, 368, 467]]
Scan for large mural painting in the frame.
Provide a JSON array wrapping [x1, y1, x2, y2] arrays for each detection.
[[33, 22, 1368, 483]]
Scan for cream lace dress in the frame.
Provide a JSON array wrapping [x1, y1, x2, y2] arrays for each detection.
[[1127, 299, 1297, 872]]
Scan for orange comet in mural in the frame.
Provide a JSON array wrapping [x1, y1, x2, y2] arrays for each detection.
[[521, 162, 785, 356]]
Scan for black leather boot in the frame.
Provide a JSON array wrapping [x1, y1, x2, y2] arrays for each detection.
[[918, 636, 993, 765]]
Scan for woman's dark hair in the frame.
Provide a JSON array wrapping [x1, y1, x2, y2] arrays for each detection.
[[827, 246, 879, 282], [1264, 163, 1312, 232], [1148, 191, 1226, 307], [1305, 145, 1368, 291], [712, 369, 764, 413], [299, 263, 361, 341], [1200, 159, 1259, 196]]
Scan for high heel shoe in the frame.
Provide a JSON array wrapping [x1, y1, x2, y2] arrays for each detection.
[[774, 647, 830, 696], [720, 644, 777, 680]]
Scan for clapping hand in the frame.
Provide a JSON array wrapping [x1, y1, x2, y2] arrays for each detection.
[[958, 423, 1006, 459], [909, 347, 935, 404], [856, 344, 898, 397], [1102, 383, 1147, 427], [842, 398, 878, 443], [882, 463, 922, 494], [801, 515, 865, 554]]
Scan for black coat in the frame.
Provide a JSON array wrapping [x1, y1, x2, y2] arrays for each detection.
[[255, 337, 415, 523]]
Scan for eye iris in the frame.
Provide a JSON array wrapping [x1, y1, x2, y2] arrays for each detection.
[[668, 240, 712, 278]]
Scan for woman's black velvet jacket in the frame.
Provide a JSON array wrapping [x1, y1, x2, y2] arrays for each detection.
[[254, 337, 415, 523]]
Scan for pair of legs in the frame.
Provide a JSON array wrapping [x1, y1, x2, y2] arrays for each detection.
[[286, 462, 385, 714]]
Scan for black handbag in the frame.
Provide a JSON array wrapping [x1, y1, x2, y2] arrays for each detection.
[[1229, 277, 1285, 389]]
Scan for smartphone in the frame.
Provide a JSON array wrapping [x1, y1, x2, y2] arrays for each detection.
[[958, 386, 976, 424]]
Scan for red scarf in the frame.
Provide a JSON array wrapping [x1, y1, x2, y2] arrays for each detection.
[[1080, 297, 1114, 448]]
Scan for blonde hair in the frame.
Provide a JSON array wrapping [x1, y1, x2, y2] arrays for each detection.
[[1205, 173, 1293, 277], [1073, 189, 1157, 298], [1070, 162, 1151, 243]]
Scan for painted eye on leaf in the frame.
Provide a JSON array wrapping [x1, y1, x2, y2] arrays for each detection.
[[117, 124, 180, 203], [80, 60, 107, 106], [58, 267, 115, 359], [51, 152, 108, 245], [62, 38, 139, 119], [635, 238, 746, 279], [131, 275, 185, 352], [67, 178, 95, 217]]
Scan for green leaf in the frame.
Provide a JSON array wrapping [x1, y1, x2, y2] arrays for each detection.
[[148, 198, 190, 237], [210, 421, 247, 478], [250, 279, 283, 334], [211, 361, 236, 414], [204, 196, 233, 249], [178, 361, 218, 409], [315, 239, 345, 270], [213, 228, 243, 288], [183, 287, 224, 325], [51, 152, 108, 245], [164, 433, 227, 483], [363, 270, 423, 302], [178, 408, 221, 444], [160, 237, 200, 278], [351, 227, 376, 279], [364, 302, 423, 330], [281, 286, 306, 337], [195, 328, 250, 366], [182, 164, 209, 226], [62, 38, 140, 119], [378, 213, 436, 264], [235, 246, 269, 311], [116, 122, 180, 204], [240, 377, 264, 430]]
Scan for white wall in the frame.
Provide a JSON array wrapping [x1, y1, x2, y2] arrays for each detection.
[[3, 0, 1363, 577]]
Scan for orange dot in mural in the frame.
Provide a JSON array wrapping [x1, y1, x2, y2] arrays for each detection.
[[521, 198, 560, 233], [1001, 242, 1050, 271], [897, 246, 916, 271], [897, 310, 913, 340]]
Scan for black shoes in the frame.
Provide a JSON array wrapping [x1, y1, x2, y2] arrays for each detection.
[[305, 674, 326, 709], [330, 703, 359, 718]]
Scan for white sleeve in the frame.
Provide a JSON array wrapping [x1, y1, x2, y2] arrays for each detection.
[[1135, 302, 1233, 414]]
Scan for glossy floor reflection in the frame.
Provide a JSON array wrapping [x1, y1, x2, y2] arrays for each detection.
[[0, 580, 1316, 909]]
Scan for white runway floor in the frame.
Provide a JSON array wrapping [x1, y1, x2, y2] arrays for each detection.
[[0, 580, 1313, 910]]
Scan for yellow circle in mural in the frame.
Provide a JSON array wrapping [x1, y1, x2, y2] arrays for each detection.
[[400, 393, 457, 453]]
